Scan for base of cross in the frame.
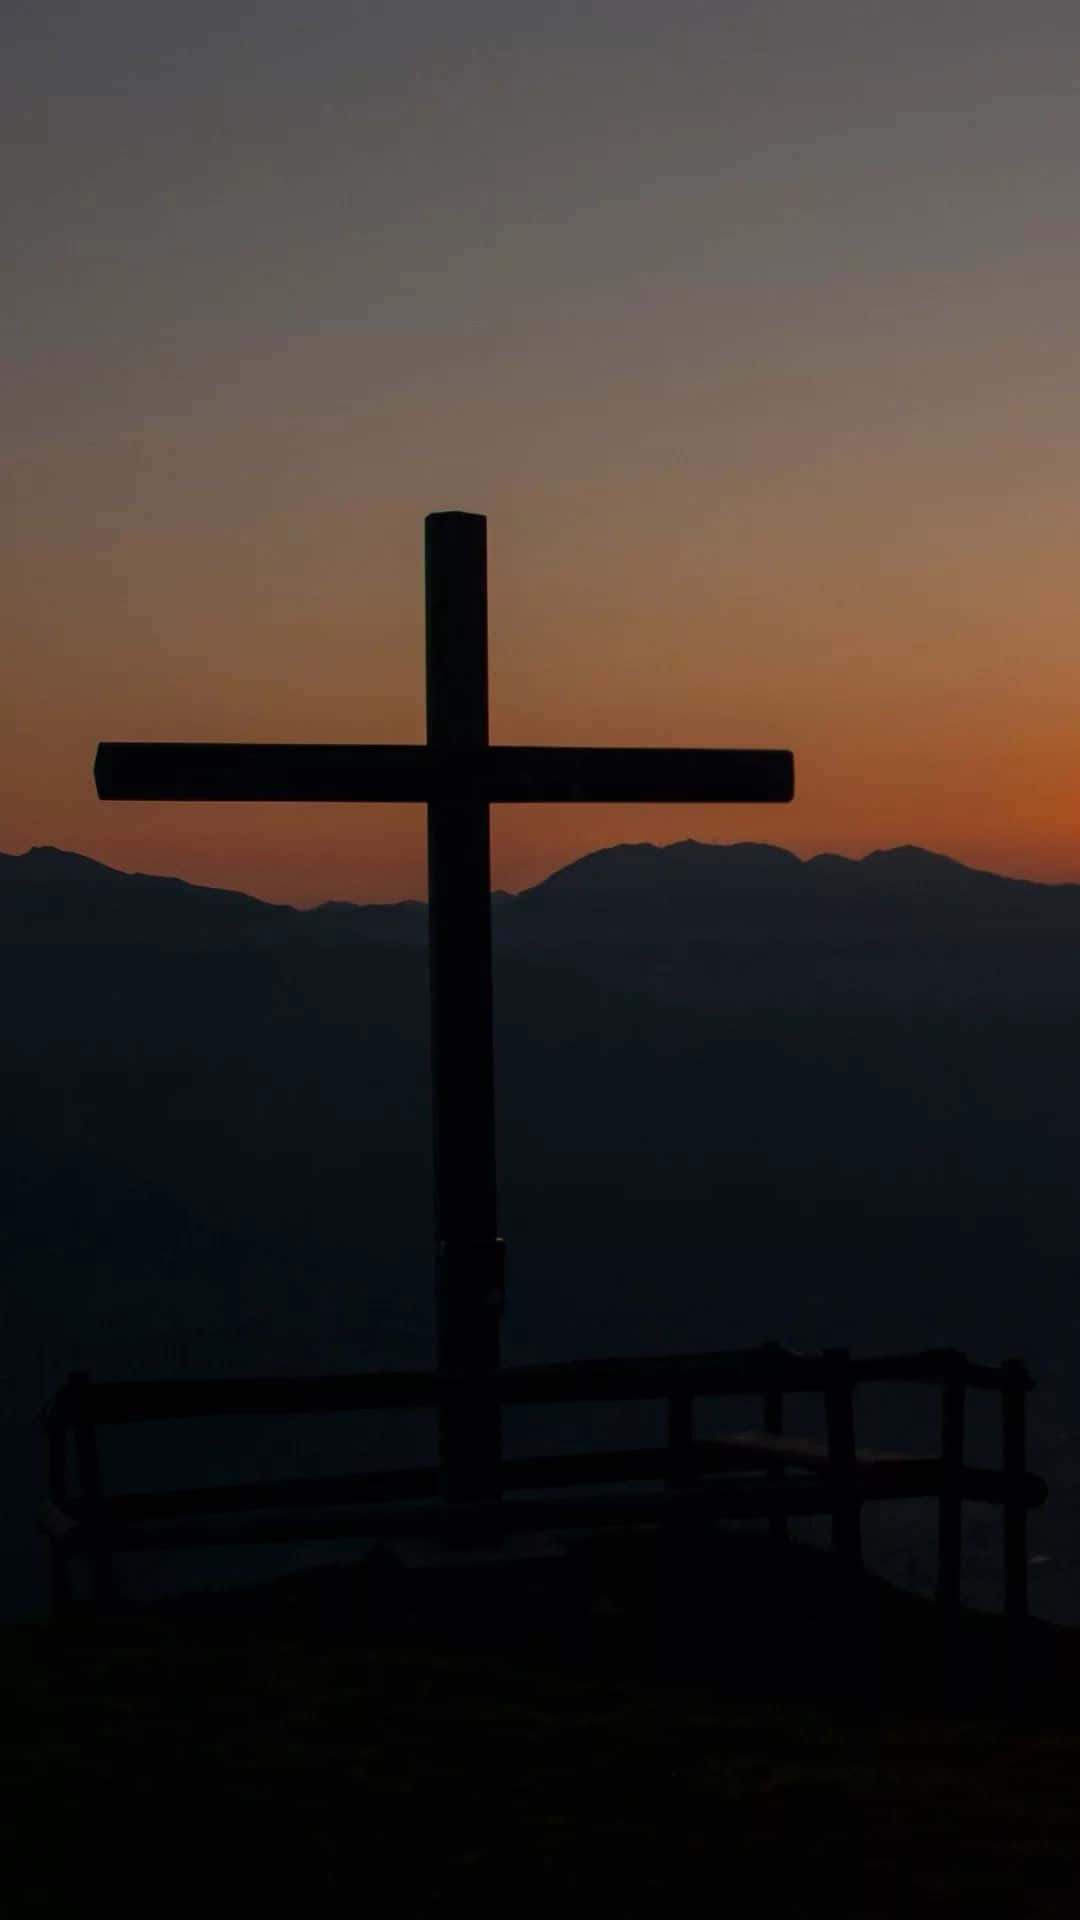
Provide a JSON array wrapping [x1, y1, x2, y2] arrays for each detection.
[[436, 1236, 506, 1533]]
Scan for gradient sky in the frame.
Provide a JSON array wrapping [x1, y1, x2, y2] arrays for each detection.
[[5, 1, 1080, 904]]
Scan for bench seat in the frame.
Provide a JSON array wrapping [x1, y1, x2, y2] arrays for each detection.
[[39, 1429, 1046, 1557]]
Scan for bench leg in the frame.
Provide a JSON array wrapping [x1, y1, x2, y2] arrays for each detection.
[[1002, 1361, 1029, 1715], [824, 1350, 862, 1577], [823, 1351, 875, 1713], [89, 1540, 116, 1611], [49, 1542, 73, 1617], [937, 1370, 965, 1702], [763, 1372, 788, 1548]]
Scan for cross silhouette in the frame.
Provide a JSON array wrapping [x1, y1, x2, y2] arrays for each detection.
[[95, 511, 794, 1509]]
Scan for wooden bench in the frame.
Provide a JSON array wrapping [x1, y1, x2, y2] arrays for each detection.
[[41, 1344, 1045, 1664]]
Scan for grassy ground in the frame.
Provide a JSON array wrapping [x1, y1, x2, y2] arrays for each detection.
[[5, 1534, 1080, 1917]]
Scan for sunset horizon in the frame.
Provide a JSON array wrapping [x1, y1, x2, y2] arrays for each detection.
[[7, 6, 1080, 911], [4, 825, 1076, 913]]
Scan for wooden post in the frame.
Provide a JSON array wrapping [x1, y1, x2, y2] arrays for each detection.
[[937, 1353, 965, 1692], [1002, 1358, 1029, 1711], [46, 1409, 72, 1615], [824, 1347, 871, 1709], [425, 512, 503, 1526], [824, 1348, 861, 1575], [660, 1392, 701, 1680], [667, 1391, 696, 1489], [71, 1372, 113, 1607], [762, 1341, 788, 1547]]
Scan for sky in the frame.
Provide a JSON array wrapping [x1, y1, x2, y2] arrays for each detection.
[[5, 0, 1080, 905]]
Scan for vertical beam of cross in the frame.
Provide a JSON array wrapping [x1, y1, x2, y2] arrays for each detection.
[[425, 514, 503, 1507]]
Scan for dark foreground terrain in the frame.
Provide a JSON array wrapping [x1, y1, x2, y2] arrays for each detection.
[[6, 1531, 1080, 1917]]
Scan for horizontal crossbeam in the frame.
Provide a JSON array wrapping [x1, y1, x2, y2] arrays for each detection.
[[94, 742, 794, 804]]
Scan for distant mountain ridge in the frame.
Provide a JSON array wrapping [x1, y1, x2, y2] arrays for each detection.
[[5, 837, 1080, 1017], [523, 838, 1076, 910], [0, 844, 425, 948], [4, 837, 1078, 936]]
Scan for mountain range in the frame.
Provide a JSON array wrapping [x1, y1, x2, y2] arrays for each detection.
[[7, 837, 1080, 1006]]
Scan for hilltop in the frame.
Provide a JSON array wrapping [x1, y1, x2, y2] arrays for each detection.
[[8, 1533, 1080, 1917]]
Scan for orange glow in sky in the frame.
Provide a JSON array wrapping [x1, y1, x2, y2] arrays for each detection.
[[5, 4, 1079, 905]]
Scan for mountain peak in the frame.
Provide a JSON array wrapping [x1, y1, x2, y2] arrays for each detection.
[[520, 839, 805, 904], [23, 844, 110, 870], [856, 844, 1053, 899], [863, 845, 964, 871]]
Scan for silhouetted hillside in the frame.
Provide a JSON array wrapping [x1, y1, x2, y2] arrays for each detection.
[[11, 837, 1080, 970], [2, 838, 1079, 1620], [0, 845, 429, 950], [503, 840, 1080, 1010]]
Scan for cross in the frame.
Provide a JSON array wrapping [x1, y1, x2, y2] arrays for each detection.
[[95, 511, 794, 1509]]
